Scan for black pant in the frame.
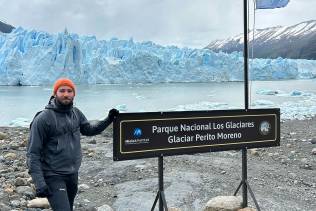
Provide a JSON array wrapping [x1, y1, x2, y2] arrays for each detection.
[[45, 173, 78, 211]]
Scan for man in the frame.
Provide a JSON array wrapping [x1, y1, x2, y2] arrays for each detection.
[[27, 78, 119, 211]]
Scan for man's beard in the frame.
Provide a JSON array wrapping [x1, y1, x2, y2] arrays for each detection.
[[55, 96, 74, 106]]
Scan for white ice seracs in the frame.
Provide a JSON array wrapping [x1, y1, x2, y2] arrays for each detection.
[[0, 27, 316, 85]]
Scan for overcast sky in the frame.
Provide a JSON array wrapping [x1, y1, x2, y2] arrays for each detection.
[[1, 0, 315, 48]]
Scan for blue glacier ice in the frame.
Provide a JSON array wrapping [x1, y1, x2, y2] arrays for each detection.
[[0, 27, 316, 85]]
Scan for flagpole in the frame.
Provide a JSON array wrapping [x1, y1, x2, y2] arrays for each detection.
[[242, 0, 249, 208]]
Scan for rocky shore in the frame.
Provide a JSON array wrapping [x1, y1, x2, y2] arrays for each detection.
[[0, 118, 315, 211]]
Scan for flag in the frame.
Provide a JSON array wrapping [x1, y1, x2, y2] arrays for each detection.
[[256, 0, 290, 9]]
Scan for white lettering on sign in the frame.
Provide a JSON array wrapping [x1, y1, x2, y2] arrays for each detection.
[[217, 132, 242, 139], [225, 121, 254, 129], [152, 125, 179, 134], [168, 135, 194, 143], [195, 133, 216, 141], [180, 123, 212, 131]]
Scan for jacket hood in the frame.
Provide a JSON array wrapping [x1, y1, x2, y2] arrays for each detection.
[[45, 96, 73, 113]]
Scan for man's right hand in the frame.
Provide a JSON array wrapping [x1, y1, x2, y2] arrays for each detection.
[[36, 185, 52, 198], [108, 108, 119, 121]]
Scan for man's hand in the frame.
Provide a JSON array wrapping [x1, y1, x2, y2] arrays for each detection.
[[36, 185, 52, 198], [108, 108, 119, 121]]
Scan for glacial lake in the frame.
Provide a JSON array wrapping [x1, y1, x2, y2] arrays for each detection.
[[0, 79, 315, 126]]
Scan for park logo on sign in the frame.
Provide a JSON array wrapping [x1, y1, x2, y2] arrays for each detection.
[[133, 128, 142, 138], [259, 121, 271, 135], [124, 127, 150, 145]]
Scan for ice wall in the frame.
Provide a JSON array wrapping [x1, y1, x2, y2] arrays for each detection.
[[0, 27, 315, 85]]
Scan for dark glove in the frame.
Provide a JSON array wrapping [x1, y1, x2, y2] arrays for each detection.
[[36, 185, 52, 198], [108, 108, 119, 121]]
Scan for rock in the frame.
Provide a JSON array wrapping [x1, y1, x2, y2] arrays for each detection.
[[88, 139, 97, 144], [249, 149, 259, 156], [4, 187, 14, 194], [88, 149, 95, 153], [84, 199, 91, 203], [168, 207, 182, 211], [15, 177, 28, 186], [0, 167, 13, 174], [10, 200, 20, 207], [16, 171, 30, 178], [20, 139, 28, 147], [16, 186, 34, 197], [311, 148, 316, 155], [204, 196, 242, 211], [238, 208, 256, 211], [0, 131, 7, 140], [301, 158, 308, 163], [27, 198, 50, 209], [88, 152, 95, 157], [27, 177, 33, 184], [299, 158, 313, 170], [0, 202, 11, 211], [19, 198, 27, 207], [10, 143, 20, 150], [4, 152, 17, 160], [97, 204, 114, 211], [78, 184, 90, 193], [300, 163, 313, 170], [135, 164, 147, 169], [80, 206, 97, 211], [310, 139, 316, 144]]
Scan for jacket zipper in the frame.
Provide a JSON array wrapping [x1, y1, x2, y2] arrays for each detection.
[[67, 112, 75, 172]]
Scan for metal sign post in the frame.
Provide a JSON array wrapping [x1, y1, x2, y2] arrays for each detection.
[[151, 155, 168, 211], [232, 0, 261, 210]]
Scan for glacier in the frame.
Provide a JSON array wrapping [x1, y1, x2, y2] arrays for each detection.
[[0, 27, 316, 85]]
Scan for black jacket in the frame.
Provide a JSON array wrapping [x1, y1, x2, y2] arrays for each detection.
[[27, 97, 112, 189]]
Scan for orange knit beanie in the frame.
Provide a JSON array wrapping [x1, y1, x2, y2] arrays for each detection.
[[53, 78, 76, 95]]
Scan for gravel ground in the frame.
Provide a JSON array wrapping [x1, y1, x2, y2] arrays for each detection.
[[0, 118, 315, 211]]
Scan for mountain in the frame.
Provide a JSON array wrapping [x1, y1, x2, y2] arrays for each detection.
[[0, 21, 14, 33], [0, 27, 316, 85], [206, 20, 316, 60]]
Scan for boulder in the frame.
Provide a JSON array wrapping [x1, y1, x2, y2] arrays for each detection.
[[0, 132, 7, 140], [4, 152, 17, 160], [204, 196, 242, 211], [249, 149, 259, 156], [27, 198, 50, 209], [16, 186, 34, 197], [238, 208, 256, 211]]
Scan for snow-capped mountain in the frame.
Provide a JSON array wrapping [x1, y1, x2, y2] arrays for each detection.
[[0, 21, 14, 33], [206, 20, 316, 60]]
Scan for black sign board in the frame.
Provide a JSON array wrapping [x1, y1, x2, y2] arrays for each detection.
[[113, 109, 280, 161]]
